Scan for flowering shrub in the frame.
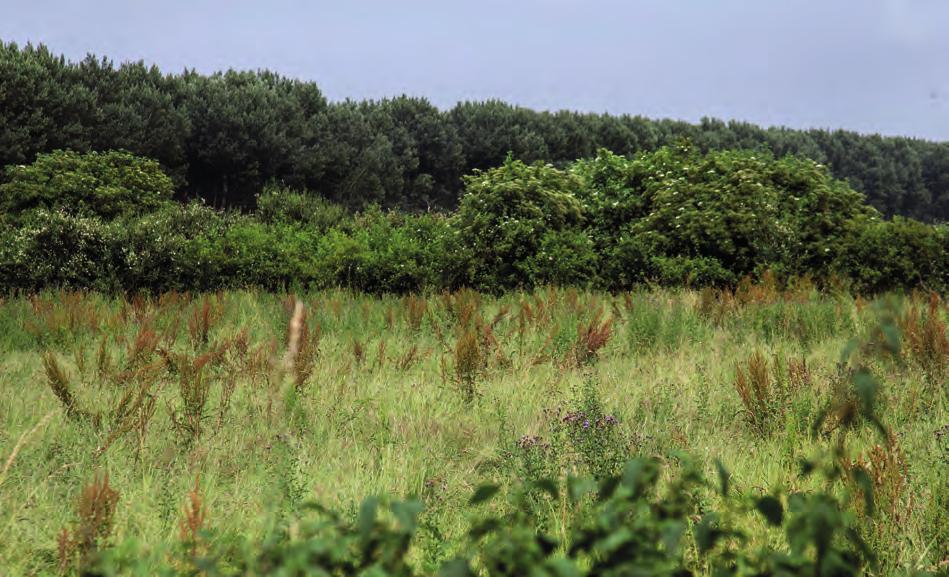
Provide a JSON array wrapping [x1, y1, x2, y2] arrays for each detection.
[[452, 155, 590, 291], [0, 150, 174, 220]]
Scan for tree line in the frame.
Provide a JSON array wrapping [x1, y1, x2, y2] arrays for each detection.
[[1, 41, 948, 221]]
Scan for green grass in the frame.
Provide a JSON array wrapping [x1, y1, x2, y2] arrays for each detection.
[[0, 288, 946, 575]]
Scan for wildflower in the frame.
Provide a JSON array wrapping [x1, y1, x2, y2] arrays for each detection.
[[517, 435, 543, 449]]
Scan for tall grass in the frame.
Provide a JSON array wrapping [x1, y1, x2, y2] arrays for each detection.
[[0, 287, 945, 574]]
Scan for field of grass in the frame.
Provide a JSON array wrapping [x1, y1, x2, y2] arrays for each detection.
[[0, 287, 946, 575]]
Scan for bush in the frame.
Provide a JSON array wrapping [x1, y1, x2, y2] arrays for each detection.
[[1, 209, 119, 292], [255, 184, 350, 231], [314, 208, 450, 293], [836, 218, 948, 294], [112, 203, 230, 293], [573, 147, 874, 286], [0, 150, 174, 220], [0, 148, 945, 296], [522, 229, 599, 287], [452, 155, 586, 291]]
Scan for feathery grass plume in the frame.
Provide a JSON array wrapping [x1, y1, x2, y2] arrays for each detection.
[[124, 324, 159, 373], [43, 351, 77, 418], [97, 361, 162, 459], [736, 270, 780, 305], [396, 344, 419, 371], [404, 294, 427, 331], [0, 410, 56, 487], [129, 293, 154, 324], [167, 351, 214, 444], [573, 313, 613, 366], [179, 474, 210, 561], [58, 471, 120, 573], [734, 350, 779, 436], [786, 355, 811, 392], [375, 339, 387, 369], [282, 298, 305, 373], [352, 338, 365, 366], [188, 295, 221, 349], [72, 342, 88, 380], [845, 437, 912, 532], [697, 286, 738, 326], [292, 309, 321, 392], [454, 326, 482, 402], [899, 291, 948, 382], [95, 334, 113, 380], [231, 327, 250, 368]]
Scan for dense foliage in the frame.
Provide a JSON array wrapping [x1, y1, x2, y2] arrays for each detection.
[[0, 149, 173, 220], [1, 148, 945, 295], [2, 41, 948, 220]]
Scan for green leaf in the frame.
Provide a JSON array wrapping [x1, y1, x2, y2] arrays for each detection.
[[694, 513, 722, 553], [437, 558, 475, 577], [661, 520, 686, 553], [357, 496, 380, 537], [546, 557, 581, 577], [468, 484, 500, 505], [714, 459, 730, 497], [755, 496, 784, 526], [468, 518, 501, 540], [391, 499, 424, 532], [567, 475, 596, 504]]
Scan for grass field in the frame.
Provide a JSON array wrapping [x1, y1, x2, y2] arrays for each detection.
[[0, 287, 946, 575]]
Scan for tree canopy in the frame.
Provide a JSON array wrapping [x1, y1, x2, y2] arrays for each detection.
[[1, 41, 947, 221]]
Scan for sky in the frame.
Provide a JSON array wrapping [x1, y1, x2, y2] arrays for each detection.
[[2, 0, 948, 141]]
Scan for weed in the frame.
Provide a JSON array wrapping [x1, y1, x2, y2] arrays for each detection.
[[733, 350, 784, 436], [43, 351, 79, 418], [179, 475, 210, 561], [899, 291, 948, 382], [58, 472, 120, 573], [454, 326, 482, 402], [572, 312, 613, 366]]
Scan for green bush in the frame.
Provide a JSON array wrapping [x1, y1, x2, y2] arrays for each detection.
[[0, 150, 174, 220], [256, 184, 350, 231], [835, 217, 948, 294], [453, 155, 587, 290], [314, 208, 451, 293], [573, 147, 874, 286], [523, 229, 599, 287], [112, 202, 230, 293], [0, 148, 945, 295], [1, 209, 119, 292]]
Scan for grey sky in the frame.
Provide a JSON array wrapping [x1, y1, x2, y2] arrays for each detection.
[[3, 0, 948, 140]]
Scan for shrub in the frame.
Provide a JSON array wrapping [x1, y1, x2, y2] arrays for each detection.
[[314, 208, 450, 293], [211, 219, 320, 289], [112, 202, 230, 293], [573, 147, 874, 286], [0, 150, 174, 220], [3, 209, 119, 292], [256, 184, 349, 231], [523, 229, 599, 287], [452, 155, 585, 291], [836, 217, 948, 294]]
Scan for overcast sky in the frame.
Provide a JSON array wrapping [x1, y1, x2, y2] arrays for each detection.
[[2, 0, 948, 140]]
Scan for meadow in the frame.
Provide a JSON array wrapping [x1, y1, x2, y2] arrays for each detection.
[[0, 285, 946, 575]]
